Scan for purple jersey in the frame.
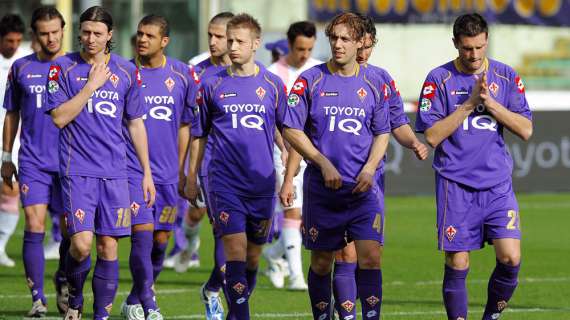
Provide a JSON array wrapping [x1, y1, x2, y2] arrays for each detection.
[[124, 57, 198, 183], [192, 64, 286, 197], [3, 53, 59, 172], [45, 53, 144, 178], [193, 58, 228, 178], [415, 58, 532, 189], [282, 62, 390, 183]]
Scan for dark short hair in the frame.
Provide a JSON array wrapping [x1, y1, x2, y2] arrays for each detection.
[[139, 14, 170, 37], [31, 7, 65, 33], [453, 13, 488, 40], [0, 14, 25, 37], [210, 12, 234, 25], [287, 21, 316, 44], [325, 12, 365, 42], [79, 6, 114, 53], [227, 13, 261, 38], [357, 13, 377, 46]]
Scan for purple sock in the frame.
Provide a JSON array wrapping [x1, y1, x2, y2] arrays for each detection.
[[333, 262, 357, 318], [127, 231, 157, 315], [357, 268, 382, 320], [482, 261, 520, 320], [151, 241, 168, 281], [56, 236, 71, 284], [205, 236, 226, 293], [308, 268, 332, 320], [23, 231, 46, 304], [92, 258, 119, 320], [443, 265, 469, 320], [225, 261, 249, 320], [246, 267, 258, 296], [66, 253, 91, 310]]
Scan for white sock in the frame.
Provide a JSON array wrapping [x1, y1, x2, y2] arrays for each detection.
[[282, 222, 303, 279], [264, 235, 285, 260], [0, 211, 19, 252], [184, 221, 201, 254]]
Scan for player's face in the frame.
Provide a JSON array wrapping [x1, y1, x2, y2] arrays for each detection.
[[356, 33, 374, 65], [80, 21, 112, 56], [208, 23, 228, 57], [328, 23, 363, 66], [136, 24, 168, 58], [34, 19, 64, 56], [0, 32, 24, 59], [227, 27, 260, 65], [289, 35, 316, 68], [454, 32, 488, 73]]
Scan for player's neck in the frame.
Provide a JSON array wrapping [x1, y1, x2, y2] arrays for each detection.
[[211, 54, 231, 66], [230, 61, 258, 77], [37, 49, 64, 62], [329, 59, 358, 77], [138, 53, 165, 68], [80, 50, 109, 64], [285, 55, 303, 69]]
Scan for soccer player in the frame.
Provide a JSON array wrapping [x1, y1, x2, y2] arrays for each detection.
[[0, 13, 32, 268], [120, 14, 197, 320], [263, 21, 321, 291], [281, 12, 390, 320], [185, 13, 286, 320], [415, 13, 532, 320], [314, 14, 429, 318], [180, 11, 234, 320], [1, 7, 70, 316], [45, 6, 155, 320]]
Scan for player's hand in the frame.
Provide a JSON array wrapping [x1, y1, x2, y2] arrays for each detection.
[[465, 73, 485, 110], [352, 166, 375, 193], [280, 178, 295, 207], [411, 140, 429, 160], [142, 173, 156, 208], [320, 159, 342, 190], [1, 161, 18, 189], [178, 172, 186, 197], [479, 72, 497, 109], [86, 63, 111, 91], [184, 175, 200, 207], [280, 149, 289, 174]]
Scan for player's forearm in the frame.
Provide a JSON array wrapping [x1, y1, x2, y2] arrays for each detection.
[[364, 133, 390, 172], [2, 111, 19, 153], [178, 123, 190, 175], [392, 124, 420, 149], [486, 100, 533, 141], [128, 118, 152, 176], [274, 128, 287, 153], [425, 104, 473, 148], [284, 148, 302, 181], [187, 136, 206, 179], [283, 127, 328, 169], [50, 84, 96, 128]]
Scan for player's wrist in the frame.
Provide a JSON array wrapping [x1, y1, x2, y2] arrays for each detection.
[[1, 152, 12, 163]]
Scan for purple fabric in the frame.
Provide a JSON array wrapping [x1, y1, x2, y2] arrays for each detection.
[[442, 265, 469, 320], [92, 259, 119, 320], [333, 262, 357, 319], [308, 268, 332, 320], [23, 231, 46, 303], [483, 261, 520, 319], [357, 268, 383, 320]]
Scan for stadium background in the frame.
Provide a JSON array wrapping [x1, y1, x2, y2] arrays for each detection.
[[0, 0, 568, 319]]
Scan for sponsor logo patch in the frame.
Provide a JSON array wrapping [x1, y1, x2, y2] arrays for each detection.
[[320, 91, 339, 97], [422, 82, 437, 99], [48, 65, 61, 81], [515, 76, 525, 93], [48, 80, 59, 93], [27, 74, 42, 79], [219, 92, 237, 99], [419, 98, 432, 112], [291, 79, 307, 95], [287, 93, 300, 107]]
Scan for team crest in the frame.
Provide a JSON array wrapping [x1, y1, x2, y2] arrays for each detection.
[[104, 303, 113, 314], [130, 202, 140, 216], [366, 295, 380, 307], [445, 225, 457, 242], [74, 209, 86, 224], [489, 82, 499, 96], [219, 211, 230, 225], [232, 282, 246, 295], [26, 277, 34, 288], [109, 73, 119, 88], [315, 301, 329, 311], [341, 300, 355, 312], [357, 87, 367, 101], [220, 264, 226, 274], [21, 184, 30, 195], [497, 300, 508, 311], [309, 227, 319, 242], [256, 86, 266, 101], [164, 77, 175, 92], [287, 93, 300, 107]]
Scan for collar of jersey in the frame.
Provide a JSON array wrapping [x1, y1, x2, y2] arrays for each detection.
[[326, 60, 360, 77], [453, 57, 489, 75], [227, 63, 260, 77], [135, 55, 166, 69], [79, 51, 111, 65]]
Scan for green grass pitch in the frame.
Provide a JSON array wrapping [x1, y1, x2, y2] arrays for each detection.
[[0, 193, 568, 319]]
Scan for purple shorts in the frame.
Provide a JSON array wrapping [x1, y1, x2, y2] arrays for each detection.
[[302, 167, 385, 251], [128, 179, 179, 231], [436, 174, 521, 252], [19, 167, 63, 217], [209, 191, 275, 245], [62, 176, 131, 237]]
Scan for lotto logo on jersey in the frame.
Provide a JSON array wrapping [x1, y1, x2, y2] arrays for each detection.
[[422, 82, 437, 99], [383, 83, 390, 99], [189, 66, 200, 84], [390, 80, 400, 96], [135, 68, 142, 86], [74, 209, 86, 224], [515, 76, 525, 93], [48, 65, 61, 81], [445, 225, 457, 241], [291, 78, 307, 95]]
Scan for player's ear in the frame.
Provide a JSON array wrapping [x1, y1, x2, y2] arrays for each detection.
[[161, 36, 170, 48], [107, 29, 113, 42], [252, 35, 261, 51], [452, 37, 459, 50]]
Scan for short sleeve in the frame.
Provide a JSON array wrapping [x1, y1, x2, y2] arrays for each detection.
[[182, 65, 200, 124], [45, 62, 70, 113], [506, 73, 532, 120], [274, 77, 287, 131], [3, 64, 20, 112], [282, 77, 310, 131], [415, 74, 446, 133], [124, 68, 144, 120], [371, 82, 391, 135], [385, 76, 409, 129], [191, 84, 212, 138]]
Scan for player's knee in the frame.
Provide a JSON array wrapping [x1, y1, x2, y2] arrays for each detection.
[[187, 207, 205, 224], [311, 251, 334, 275], [224, 239, 247, 261], [497, 252, 521, 267], [24, 215, 46, 232], [70, 240, 92, 261], [357, 251, 381, 269], [445, 252, 470, 270], [153, 230, 171, 243], [95, 236, 118, 259]]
